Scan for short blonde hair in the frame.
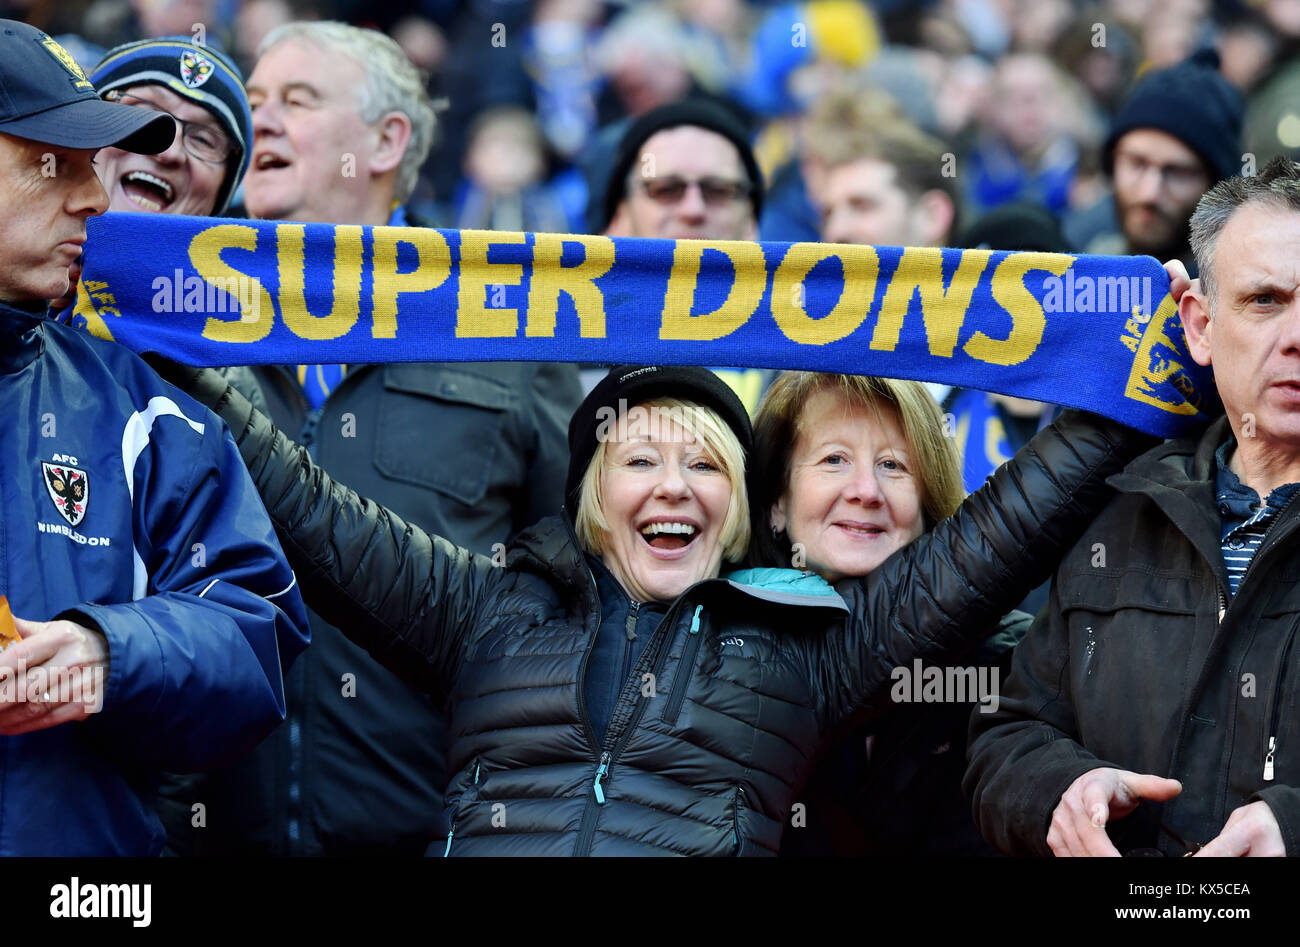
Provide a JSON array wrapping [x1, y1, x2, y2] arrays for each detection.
[[751, 372, 963, 567], [574, 398, 750, 564]]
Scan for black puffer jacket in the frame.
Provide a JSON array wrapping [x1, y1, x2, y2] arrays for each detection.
[[184, 368, 1151, 856]]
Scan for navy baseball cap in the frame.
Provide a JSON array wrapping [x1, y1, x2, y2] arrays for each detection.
[[0, 19, 173, 153]]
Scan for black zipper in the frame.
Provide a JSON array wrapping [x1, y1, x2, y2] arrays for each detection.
[[1262, 619, 1300, 781], [662, 605, 704, 724], [573, 591, 700, 856], [442, 758, 482, 857], [732, 786, 748, 854]]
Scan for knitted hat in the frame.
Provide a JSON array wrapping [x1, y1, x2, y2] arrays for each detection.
[[958, 201, 1071, 254], [565, 365, 754, 513], [599, 99, 764, 233], [91, 37, 253, 213], [1103, 48, 1244, 184]]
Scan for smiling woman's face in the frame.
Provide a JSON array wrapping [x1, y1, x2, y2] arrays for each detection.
[[95, 83, 228, 216], [597, 407, 734, 604], [773, 389, 925, 583]]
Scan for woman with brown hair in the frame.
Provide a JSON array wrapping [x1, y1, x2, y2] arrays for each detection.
[[751, 371, 1032, 855]]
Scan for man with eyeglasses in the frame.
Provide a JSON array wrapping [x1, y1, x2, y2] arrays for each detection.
[[598, 99, 773, 413], [89, 38, 252, 218], [601, 99, 761, 244], [1097, 49, 1243, 275]]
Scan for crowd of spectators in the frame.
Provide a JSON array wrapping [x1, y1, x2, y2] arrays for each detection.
[[9, 0, 1300, 245]]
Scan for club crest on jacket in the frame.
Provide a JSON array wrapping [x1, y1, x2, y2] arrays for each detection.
[[43, 462, 89, 527]]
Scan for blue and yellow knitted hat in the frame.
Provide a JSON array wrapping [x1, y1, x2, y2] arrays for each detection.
[[91, 37, 253, 213]]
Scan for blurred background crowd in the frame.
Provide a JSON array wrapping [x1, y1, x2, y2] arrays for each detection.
[[6, 0, 1289, 860], [8, 0, 1299, 245]]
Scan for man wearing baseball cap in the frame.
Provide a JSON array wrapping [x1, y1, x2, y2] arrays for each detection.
[[0, 20, 309, 856]]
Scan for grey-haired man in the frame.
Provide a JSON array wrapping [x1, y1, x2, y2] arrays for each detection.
[[967, 157, 1300, 858], [158, 20, 581, 857]]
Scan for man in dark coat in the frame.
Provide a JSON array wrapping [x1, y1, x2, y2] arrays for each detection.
[[966, 156, 1300, 857]]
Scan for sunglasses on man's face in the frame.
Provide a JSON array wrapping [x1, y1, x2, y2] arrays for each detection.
[[637, 175, 752, 207]]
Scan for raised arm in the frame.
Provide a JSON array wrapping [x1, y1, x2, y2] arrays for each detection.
[[157, 361, 499, 700], [802, 410, 1158, 733]]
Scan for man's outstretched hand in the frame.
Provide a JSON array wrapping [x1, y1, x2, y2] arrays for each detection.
[[1048, 767, 1182, 857]]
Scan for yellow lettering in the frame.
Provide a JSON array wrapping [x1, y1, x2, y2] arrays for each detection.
[[772, 243, 878, 346], [456, 230, 526, 337], [276, 225, 363, 340], [526, 234, 615, 338], [870, 247, 989, 355], [72, 277, 113, 341], [1120, 332, 1139, 353], [659, 240, 765, 341], [965, 252, 1074, 366], [191, 224, 274, 343], [371, 227, 452, 338]]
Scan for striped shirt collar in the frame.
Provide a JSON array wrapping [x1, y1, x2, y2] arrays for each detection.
[[1215, 437, 1300, 596]]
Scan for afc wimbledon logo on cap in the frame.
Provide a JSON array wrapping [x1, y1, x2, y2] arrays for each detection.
[[40, 35, 93, 90], [179, 49, 215, 88], [43, 462, 89, 527]]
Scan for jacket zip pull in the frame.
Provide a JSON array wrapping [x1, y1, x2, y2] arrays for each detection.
[[443, 822, 455, 857], [473, 761, 481, 784], [625, 602, 639, 642], [1264, 736, 1277, 781], [688, 605, 703, 635], [592, 752, 611, 805]]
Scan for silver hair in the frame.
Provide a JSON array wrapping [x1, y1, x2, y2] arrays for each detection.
[[1189, 156, 1300, 316], [259, 20, 435, 203]]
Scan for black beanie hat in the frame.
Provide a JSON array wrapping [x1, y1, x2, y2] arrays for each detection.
[[599, 99, 765, 233], [1103, 48, 1244, 184], [565, 365, 754, 514], [958, 201, 1071, 254]]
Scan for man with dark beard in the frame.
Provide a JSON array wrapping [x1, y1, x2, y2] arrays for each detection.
[[1096, 49, 1243, 275]]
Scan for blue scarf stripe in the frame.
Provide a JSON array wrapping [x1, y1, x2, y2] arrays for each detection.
[[73, 213, 1217, 437]]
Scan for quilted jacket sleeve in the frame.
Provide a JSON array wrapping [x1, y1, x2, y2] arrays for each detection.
[[801, 410, 1157, 736], [175, 365, 498, 701]]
